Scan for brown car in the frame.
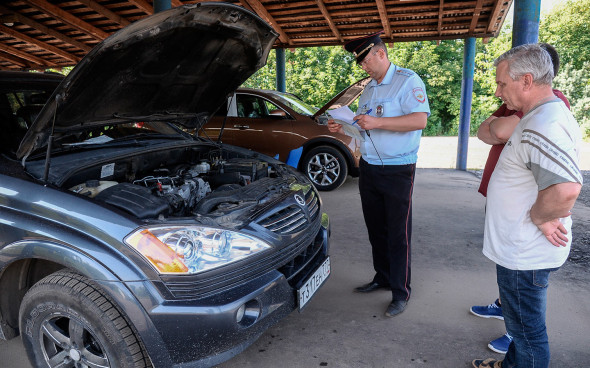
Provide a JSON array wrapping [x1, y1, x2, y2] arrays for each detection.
[[200, 78, 369, 191]]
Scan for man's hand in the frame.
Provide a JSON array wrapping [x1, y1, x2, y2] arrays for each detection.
[[354, 114, 376, 131], [327, 119, 343, 134], [536, 218, 569, 247], [530, 182, 581, 247]]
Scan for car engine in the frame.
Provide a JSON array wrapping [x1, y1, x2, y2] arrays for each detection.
[[67, 155, 286, 220]]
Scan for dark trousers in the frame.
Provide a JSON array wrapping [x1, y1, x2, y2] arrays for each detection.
[[359, 159, 415, 301]]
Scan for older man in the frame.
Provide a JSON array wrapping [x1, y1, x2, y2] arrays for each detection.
[[472, 44, 583, 368]]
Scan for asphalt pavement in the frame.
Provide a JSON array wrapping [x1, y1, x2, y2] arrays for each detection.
[[3, 138, 589, 368]]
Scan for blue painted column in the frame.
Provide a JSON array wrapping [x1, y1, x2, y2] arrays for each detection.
[[456, 37, 476, 170], [512, 0, 541, 47], [154, 0, 171, 13], [276, 48, 286, 92]]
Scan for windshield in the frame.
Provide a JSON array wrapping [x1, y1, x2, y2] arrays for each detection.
[[266, 91, 318, 116]]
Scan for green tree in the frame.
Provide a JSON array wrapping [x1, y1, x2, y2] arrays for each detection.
[[540, 0, 590, 70]]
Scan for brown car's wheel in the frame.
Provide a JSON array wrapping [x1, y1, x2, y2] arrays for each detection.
[[302, 145, 348, 191], [19, 270, 151, 368]]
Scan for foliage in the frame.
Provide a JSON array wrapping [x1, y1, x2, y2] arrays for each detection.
[[244, 0, 589, 138], [554, 62, 590, 137], [540, 0, 590, 70]]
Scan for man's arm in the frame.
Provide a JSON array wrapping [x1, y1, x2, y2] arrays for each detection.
[[489, 114, 520, 142], [530, 182, 582, 247], [477, 115, 520, 145], [477, 116, 503, 144], [354, 112, 427, 132]]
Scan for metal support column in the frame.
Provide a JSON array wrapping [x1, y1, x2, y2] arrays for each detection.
[[154, 0, 171, 13], [512, 0, 541, 47], [456, 37, 476, 171], [276, 48, 286, 92]]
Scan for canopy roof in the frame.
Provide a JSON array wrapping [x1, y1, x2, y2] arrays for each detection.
[[0, 0, 513, 71]]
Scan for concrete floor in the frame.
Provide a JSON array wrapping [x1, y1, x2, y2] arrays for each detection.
[[3, 138, 590, 368]]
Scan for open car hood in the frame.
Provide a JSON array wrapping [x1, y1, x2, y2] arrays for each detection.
[[312, 77, 371, 119], [17, 3, 277, 160]]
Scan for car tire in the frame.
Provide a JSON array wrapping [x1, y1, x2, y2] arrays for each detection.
[[302, 145, 348, 191], [19, 270, 151, 368]]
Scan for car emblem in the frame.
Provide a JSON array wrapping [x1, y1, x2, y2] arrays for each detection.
[[294, 194, 305, 206]]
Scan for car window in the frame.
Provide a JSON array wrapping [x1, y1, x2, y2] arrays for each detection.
[[236, 95, 282, 118], [0, 89, 54, 155]]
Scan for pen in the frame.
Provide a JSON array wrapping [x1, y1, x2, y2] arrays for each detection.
[[352, 108, 373, 126]]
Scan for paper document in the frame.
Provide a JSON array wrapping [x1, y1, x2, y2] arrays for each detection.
[[327, 106, 365, 142]]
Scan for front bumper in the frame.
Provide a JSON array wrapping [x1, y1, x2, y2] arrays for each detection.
[[126, 218, 330, 368]]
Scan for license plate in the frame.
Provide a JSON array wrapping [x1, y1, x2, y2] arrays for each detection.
[[297, 257, 330, 311]]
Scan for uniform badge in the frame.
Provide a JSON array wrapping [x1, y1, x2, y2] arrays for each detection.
[[376, 104, 384, 117], [412, 87, 426, 103]]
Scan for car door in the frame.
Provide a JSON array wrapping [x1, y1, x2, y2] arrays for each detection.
[[214, 93, 296, 161]]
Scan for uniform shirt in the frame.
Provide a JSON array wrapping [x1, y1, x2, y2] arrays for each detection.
[[483, 99, 583, 270], [357, 63, 430, 165]]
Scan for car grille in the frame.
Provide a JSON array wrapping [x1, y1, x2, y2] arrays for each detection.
[[160, 189, 325, 299], [257, 190, 319, 234]]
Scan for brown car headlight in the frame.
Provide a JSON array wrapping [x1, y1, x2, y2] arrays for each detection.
[[125, 226, 271, 274]]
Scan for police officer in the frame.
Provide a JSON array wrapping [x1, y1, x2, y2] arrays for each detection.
[[328, 31, 430, 316]]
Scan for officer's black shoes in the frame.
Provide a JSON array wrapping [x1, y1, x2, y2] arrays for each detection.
[[354, 282, 391, 293], [385, 300, 407, 317]]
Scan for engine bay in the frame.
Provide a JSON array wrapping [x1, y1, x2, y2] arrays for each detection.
[[22, 143, 300, 221]]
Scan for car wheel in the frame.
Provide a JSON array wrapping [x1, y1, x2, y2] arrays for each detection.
[[19, 270, 151, 368], [302, 145, 348, 191]]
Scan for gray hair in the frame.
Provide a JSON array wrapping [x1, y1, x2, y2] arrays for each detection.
[[494, 44, 554, 85]]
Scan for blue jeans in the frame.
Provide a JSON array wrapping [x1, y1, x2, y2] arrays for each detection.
[[497, 265, 558, 368]]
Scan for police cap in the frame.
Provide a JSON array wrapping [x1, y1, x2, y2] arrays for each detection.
[[344, 31, 384, 64]]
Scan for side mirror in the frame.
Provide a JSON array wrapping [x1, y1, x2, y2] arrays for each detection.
[[316, 115, 329, 125]]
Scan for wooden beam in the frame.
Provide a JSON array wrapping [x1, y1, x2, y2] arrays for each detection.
[[375, 0, 392, 38], [76, 0, 131, 27], [0, 5, 92, 52], [0, 14, 17, 24], [0, 51, 31, 68], [314, 0, 343, 42], [438, 0, 444, 38], [242, 0, 292, 45], [171, 0, 184, 7], [24, 0, 109, 41], [469, 0, 484, 35], [0, 42, 47, 66], [487, 0, 511, 34], [0, 24, 80, 63], [126, 0, 154, 15], [237, 0, 255, 13]]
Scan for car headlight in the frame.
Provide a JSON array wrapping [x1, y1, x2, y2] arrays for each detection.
[[125, 226, 271, 274]]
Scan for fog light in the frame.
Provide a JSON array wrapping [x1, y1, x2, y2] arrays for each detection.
[[236, 304, 246, 323], [236, 300, 261, 328]]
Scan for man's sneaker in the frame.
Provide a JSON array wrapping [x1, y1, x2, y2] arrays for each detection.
[[470, 299, 503, 320], [488, 333, 513, 354], [472, 358, 503, 368]]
